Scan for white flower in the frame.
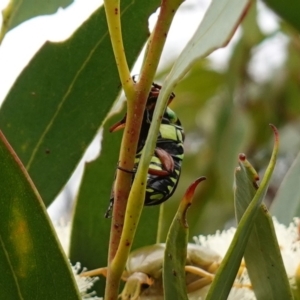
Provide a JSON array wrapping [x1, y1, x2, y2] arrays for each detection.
[[53, 221, 101, 299], [272, 218, 300, 285], [192, 217, 300, 299], [71, 262, 102, 300]]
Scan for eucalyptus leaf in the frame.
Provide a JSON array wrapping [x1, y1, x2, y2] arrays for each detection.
[[235, 157, 292, 300], [270, 151, 300, 224], [206, 126, 279, 300], [69, 115, 121, 296], [0, 0, 160, 206], [0, 131, 80, 300], [164, 178, 205, 300], [262, 0, 300, 32], [161, 0, 251, 99]]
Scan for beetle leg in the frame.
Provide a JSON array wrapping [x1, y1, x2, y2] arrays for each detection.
[[104, 200, 114, 218], [155, 148, 174, 173], [149, 82, 175, 105], [148, 148, 174, 176], [109, 115, 127, 132]]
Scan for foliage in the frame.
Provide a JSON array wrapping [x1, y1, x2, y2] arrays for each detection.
[[0, 0, 300, 299]]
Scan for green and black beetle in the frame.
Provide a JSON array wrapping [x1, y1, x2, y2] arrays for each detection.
[[105, 82, 184, 217]]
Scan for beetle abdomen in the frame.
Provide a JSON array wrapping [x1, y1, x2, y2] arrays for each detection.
[[134, 110, 184, 206]]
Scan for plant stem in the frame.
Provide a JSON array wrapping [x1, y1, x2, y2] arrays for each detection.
[[104, 0, 183, 299], [103, 0, 134, 98], [106, 1, 184, 299], [156, 204, 165, 243], [105, 101, 145, 300], [102, 2, 140, 299], [139, 0, 183, 85]]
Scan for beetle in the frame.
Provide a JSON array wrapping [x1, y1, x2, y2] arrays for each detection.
[[136, 106, 184, 206], [81, 243, 249, 300], [105, 82, 184, 217]]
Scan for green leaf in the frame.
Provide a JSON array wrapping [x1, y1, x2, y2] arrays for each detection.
[[1, 0, 73, 41], [235, 156, 292, 300], [206, 125, 279, 300], [262, 0, 300, 32], [69, 113, 160, 296], [0, 131, 80, 300], [0, 0, 160, 206], [162, 0, 251, 95], [270, 151, 300, 224], [163, 178, 205, 300], [69, 115, 120, 295]]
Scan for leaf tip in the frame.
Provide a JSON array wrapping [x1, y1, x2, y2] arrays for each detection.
[[181, 176, 206, 210], [238, 153, 260, 183], [178, 177, 206, 227], [269, 123, 279, 144], [184, 176, 206, 203]]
